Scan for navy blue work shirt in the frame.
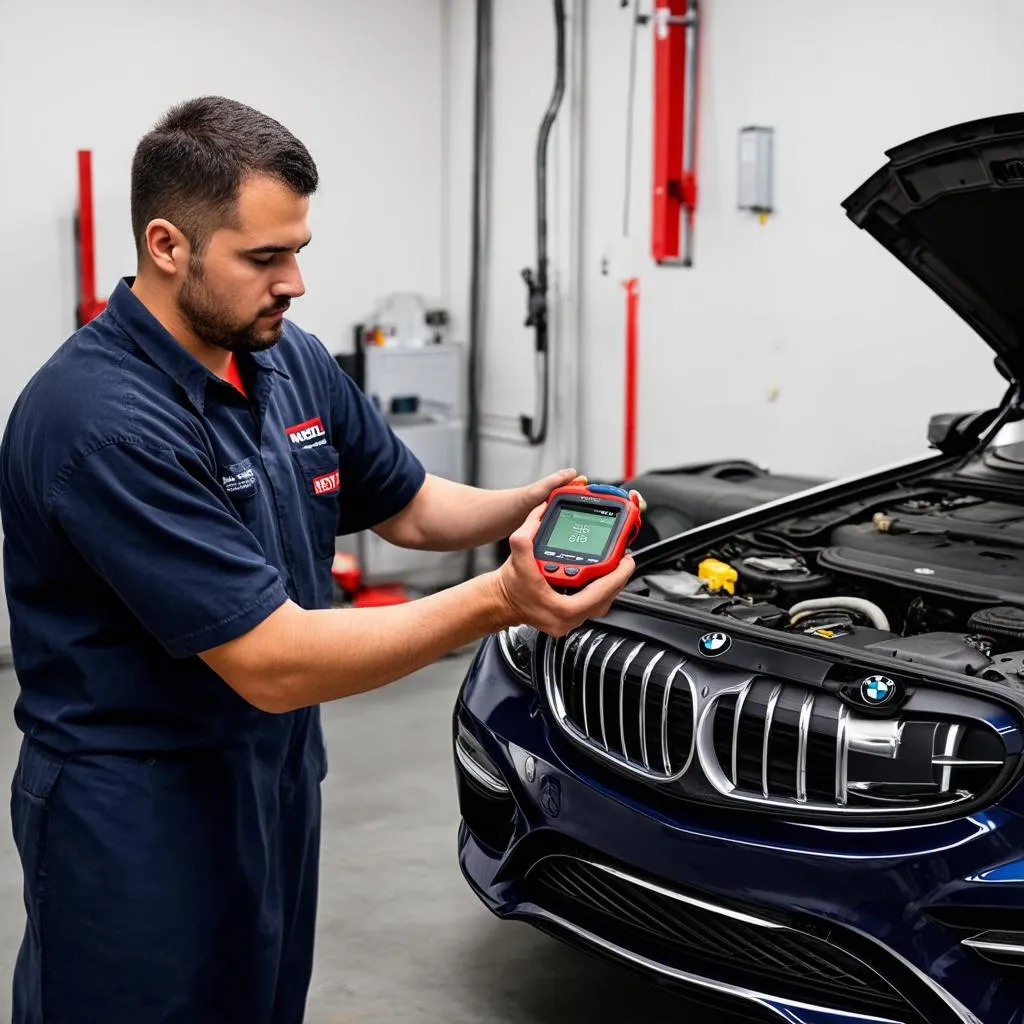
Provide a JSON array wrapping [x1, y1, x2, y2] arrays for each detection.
[[0, 278, 425, 757]]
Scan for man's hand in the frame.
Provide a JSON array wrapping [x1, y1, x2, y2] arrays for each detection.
[[514, 467, 582, 518], [516, 469, 647, 516], [491, 502, 636, 637]]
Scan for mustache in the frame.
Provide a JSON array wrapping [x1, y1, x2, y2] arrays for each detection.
[[258, 300, 291, 317]]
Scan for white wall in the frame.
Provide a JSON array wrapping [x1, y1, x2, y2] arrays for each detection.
[[581, 0, 1011, 483], [445, 0, 1018, 492], [0, 0, 446, 652], [443, 0, 586, 494]]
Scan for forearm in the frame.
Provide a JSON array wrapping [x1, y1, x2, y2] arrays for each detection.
[[375, 475, 532, 551], [202, 571, 516, 713]]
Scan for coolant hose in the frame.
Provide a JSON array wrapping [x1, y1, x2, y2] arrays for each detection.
[[789, 598, 891, 632]]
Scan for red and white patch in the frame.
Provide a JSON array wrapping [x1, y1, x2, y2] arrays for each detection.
[[285, 416, 327, 447], [312, 470, 340, 496]]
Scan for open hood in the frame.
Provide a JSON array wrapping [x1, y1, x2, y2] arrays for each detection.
[[844, 113, 1024, 382]]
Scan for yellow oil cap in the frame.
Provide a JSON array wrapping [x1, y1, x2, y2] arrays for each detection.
[[698, 558, 738, 595]]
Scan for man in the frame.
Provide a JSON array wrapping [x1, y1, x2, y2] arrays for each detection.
[[0, 96, 634, 1024]]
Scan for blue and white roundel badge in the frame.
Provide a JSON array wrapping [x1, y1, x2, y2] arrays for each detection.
[[861, 675, 896, 706], [699, 632, 731, 657]]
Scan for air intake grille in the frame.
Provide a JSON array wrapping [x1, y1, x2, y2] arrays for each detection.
[[710, 682, 847, 804], [526, 855, 909, 1016], [708, 678, 1007, 812], [544, 629, 696, 781]]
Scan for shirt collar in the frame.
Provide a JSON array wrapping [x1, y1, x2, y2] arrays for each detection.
[[105, 278, 290, 414]]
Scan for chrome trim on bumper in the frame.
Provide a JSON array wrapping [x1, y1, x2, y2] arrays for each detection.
[[520, 906, 911, 1024], [533, 854, 785, 930], [962, 936, 1024, 956], [455, 734, 509, 795]]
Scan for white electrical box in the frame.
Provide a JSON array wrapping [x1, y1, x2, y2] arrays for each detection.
[[335, 342, 467, 590], [738, 126, 774, 214]]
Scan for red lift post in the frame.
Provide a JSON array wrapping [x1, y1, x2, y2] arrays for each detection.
[[651, 0, 699, 266], [622, 0, 701, 481], [76, 149, 107, 327]]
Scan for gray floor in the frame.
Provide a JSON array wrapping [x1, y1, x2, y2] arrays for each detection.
[[0, 656, 739, 1023]]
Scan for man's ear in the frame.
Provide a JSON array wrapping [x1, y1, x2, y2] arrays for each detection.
[[143, 219, 190, 277]]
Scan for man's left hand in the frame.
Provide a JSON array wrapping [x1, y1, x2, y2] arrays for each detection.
[[516, 468, 583, 515], [516, 468, 647, 518]]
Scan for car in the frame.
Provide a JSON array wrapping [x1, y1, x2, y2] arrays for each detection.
[[451, 113, 1024, 1024]]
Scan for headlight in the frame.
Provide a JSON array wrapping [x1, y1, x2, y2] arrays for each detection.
[[498, 625, 539, 686]]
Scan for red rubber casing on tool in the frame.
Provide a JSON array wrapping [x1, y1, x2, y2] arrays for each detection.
[[533, 482, 642, 590]]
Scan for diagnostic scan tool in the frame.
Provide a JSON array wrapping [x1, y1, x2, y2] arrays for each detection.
[[534, 480, 643, 589]]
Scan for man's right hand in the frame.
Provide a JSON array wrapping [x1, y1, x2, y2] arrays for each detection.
[[491, 502, 636, 637]]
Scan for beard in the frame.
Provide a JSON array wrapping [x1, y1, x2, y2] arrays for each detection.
[[178, 258, 289, 354]]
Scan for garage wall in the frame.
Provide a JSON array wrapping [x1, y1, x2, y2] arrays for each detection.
[[445, 0, 1015, 494], [442, 0, 586, 497], [0, 0, 446, 654]]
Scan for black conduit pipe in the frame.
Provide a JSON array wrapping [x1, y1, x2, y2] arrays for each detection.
[[520, 0, 566, 446], [466, 0, 492, 579]]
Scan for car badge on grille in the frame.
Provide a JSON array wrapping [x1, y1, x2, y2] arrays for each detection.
[[861, 675, 896, 705], [698, 632, 731, 657]]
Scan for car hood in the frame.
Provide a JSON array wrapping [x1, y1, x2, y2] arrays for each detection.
[[843, 113, 1024, 381]]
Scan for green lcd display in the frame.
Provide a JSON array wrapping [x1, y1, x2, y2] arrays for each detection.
[[545, 507, 617, 557]]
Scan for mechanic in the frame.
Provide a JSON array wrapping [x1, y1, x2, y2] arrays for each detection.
[[0, 95, 635, 1024]]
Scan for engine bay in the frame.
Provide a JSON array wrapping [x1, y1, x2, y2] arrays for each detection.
[[628, 486, 1024, 682]]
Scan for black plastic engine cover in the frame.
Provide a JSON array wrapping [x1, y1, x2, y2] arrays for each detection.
[[622, 462, 825, 546], [821, 523, 1024, 605], [864, 632, 994, 675], [872, 497, 1024, 549]]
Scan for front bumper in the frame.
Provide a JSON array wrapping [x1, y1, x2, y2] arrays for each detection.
[[454, 636, 1024, 1024]]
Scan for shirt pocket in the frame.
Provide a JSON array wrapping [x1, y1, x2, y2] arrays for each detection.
[[291, 445, 342, 559]]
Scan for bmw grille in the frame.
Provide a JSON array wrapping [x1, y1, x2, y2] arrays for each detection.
[[541, 627, 1019, 819]]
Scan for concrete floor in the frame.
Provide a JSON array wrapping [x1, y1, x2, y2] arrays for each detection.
[[0, 655, 743, 1023]]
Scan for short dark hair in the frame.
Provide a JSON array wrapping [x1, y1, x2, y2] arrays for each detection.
[[130, 96, 319, 258]]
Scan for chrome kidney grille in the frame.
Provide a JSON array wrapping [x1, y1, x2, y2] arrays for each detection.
[[542, 627, 1016, 817], [543, 629, 697, 782]]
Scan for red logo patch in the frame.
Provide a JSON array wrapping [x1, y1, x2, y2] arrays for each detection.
[[312, 470, 340, 496], [286, 417, 327, 447]]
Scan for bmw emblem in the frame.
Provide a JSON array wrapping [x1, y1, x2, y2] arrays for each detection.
[[861, 675, 896, 706], [699, 632, 732, 657]]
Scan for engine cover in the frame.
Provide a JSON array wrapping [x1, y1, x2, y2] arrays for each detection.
[[821, 522, 1024, 605]]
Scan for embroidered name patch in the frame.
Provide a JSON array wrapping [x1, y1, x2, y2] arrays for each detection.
[[285, 416, 327, 448], [222, 459, 257, 498], [312, 470, 340, 496]]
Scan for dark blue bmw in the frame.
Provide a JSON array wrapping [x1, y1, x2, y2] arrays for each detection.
[[453, 115, 1024, 1024]]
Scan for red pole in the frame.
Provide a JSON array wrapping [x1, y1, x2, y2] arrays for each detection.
[[623, 276, 639, 481], [650, 0, 688, 263], [77, 149, 106, 325]]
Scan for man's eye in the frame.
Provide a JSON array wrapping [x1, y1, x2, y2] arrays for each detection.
[[251, 256, 274, 266]]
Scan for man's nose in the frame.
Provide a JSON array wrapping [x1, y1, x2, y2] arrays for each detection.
[[273, 256, 305, 299]]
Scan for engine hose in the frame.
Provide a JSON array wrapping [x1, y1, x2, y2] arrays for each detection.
[[789, 598, 891, 632]]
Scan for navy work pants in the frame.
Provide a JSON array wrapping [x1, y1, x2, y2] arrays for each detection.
[[10, 726, 324, 1023]]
